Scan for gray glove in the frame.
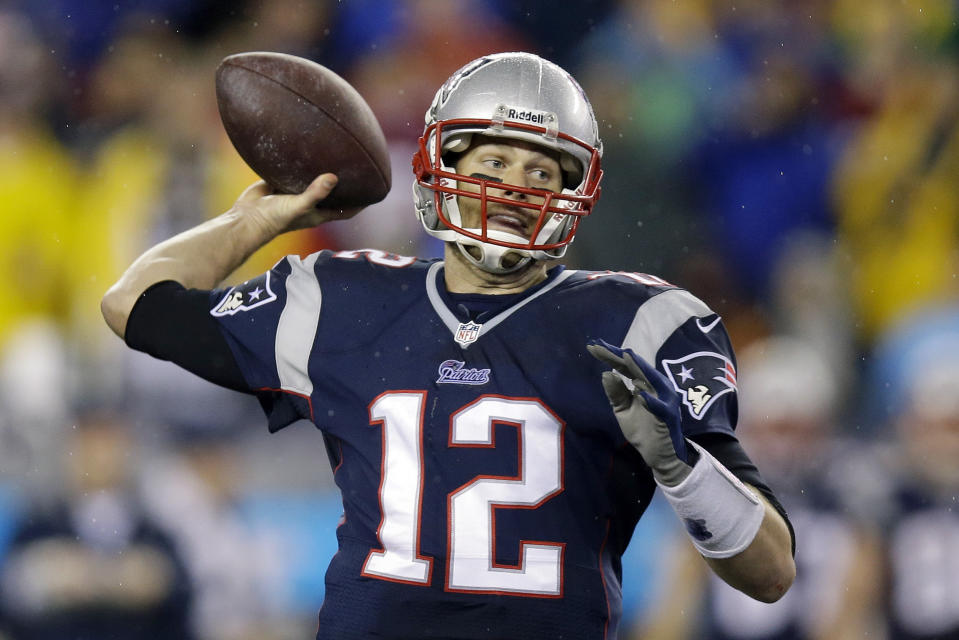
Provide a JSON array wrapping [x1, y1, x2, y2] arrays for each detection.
[[587, 339, 695, 487]]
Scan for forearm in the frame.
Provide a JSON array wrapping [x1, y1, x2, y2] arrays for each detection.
[[101, 209, 275, 338], [653, 443, 795, 603], [703, 488, 795, 603], [101, 174, 342, 340], [588, 341, 797, 601]]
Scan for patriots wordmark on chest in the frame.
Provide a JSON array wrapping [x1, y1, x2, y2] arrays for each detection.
[[436, 360, 491, 385], [454, 321, 482, 347]]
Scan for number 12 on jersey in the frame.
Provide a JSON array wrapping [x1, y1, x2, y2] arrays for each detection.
[[361, 391, 566, 597]]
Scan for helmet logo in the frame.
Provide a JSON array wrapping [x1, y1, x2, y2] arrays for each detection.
[[436, 56, 498, 110]]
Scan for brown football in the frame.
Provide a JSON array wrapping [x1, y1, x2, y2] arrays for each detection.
[[215, 52, 391, 210]]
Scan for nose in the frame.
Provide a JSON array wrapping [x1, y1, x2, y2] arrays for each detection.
[[500, 165, 529, 200]]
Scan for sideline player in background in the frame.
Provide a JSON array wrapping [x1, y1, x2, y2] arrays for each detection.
[[101, 52, 794, 639]]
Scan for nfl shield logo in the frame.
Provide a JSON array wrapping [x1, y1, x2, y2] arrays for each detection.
[[454, 321, 482, 347]]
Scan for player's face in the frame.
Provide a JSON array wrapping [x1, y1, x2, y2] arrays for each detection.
[[453, 136, 563, 239]]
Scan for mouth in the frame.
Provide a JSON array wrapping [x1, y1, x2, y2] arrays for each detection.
[[485, 209, 530, 237]]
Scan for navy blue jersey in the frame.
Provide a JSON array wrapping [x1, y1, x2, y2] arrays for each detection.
[[209, 249, 740, 640]]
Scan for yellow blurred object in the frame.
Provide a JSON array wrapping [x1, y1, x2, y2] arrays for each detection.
[[831, 0, 955, 50], [70, 128, 164, 332], [833, 62, 959, 342], [70, 125, 324, 348], [0, 124, 77, 346]]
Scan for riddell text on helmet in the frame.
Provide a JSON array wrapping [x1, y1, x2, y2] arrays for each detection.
[[507, 108, 548, 124]]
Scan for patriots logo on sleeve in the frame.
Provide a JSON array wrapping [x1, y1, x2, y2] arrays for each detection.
[[211, 273, 277, 317], [661, 352, 737, 420]]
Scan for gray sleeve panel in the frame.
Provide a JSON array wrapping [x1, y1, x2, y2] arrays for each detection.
[[275, 252, 322, 396], [621, 289, 714, 362]]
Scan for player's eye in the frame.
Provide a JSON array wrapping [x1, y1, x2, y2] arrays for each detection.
[[483, 158, 505, 170], [529, 168, 552, 182]]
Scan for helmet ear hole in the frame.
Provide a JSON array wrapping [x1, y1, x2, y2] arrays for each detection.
[[440, 133, 472, 171], [443, 133, 472, 153]]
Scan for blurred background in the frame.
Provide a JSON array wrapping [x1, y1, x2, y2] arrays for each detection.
[[0, 0, 957, 638]]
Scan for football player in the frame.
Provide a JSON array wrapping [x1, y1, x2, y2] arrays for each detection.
[[857, 312, 959, 639], [101, 52, 795, 639]]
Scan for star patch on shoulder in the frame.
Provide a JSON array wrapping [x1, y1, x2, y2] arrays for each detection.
[[661, 351, 737, 420], [211, 273, 277, 317]]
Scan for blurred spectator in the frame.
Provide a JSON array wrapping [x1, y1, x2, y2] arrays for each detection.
[[690, 2, 844, 302], [569, 0, 846, 303], [68, 21, 334, 380], [208, 0, 334, 65], [856, 306, 959, 638], [567, 0, 731, 276], [484, 0, 616, 68], [15, 0, 240, 73], [0, 10, 77, 348], [0, 10, 77, 484], [0, 408, 194, 640], [140, 428, 289, 640], [831, 0, 959, 344], [631, 336, 879, 639], [768, 232, 855, 402], [0, 322, 69, 488]]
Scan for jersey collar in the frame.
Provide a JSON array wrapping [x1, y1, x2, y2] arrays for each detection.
[[425, 262, 574, 348]]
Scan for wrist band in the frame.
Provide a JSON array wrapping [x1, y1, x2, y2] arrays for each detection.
[[657, 441, 765, 558]]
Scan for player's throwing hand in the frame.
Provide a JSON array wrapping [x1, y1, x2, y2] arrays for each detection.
[[236, 174, 362, 236]]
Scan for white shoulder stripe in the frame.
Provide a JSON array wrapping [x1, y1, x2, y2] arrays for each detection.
[[621, 289, 713, 362], [275, 253, 321, 396]]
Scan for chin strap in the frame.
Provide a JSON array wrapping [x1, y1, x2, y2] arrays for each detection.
[[455, 241, 531, 274]]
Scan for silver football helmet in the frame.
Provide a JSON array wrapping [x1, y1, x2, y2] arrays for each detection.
[[413, 52, 603, 274]]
